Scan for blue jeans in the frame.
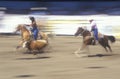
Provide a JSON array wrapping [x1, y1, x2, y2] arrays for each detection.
[[31, 28, 39, 40], [93, 29, 98, 41]]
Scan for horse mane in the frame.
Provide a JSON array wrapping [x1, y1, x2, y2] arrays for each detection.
[[79, 27, 91, 37]]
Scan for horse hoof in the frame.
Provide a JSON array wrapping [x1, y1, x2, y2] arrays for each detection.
[[75, 54, 81, 57]]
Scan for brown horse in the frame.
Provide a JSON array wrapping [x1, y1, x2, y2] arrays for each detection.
[[14, 24, 48, 49], [74, 27, 116, 57]]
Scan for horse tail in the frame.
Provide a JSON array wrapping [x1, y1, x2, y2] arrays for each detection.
[[107, 36, 116, 43]]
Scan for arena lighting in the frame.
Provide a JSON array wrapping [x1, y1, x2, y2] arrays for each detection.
[[30, 7, 47, 10], [0, 7, 7, 10]]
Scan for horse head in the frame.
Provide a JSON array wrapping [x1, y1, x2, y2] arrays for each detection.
[[74, 27, 84, 36], [15, 24, 22, 32], [15, 24, 28, 32]]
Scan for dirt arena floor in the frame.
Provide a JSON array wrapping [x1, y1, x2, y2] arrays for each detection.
[[0, 35, 120, 79]]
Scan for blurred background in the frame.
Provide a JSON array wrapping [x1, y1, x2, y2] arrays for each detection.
[[0, 1, 120, 38]]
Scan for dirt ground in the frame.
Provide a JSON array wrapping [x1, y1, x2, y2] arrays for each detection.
[[0, 35, 120, 79]]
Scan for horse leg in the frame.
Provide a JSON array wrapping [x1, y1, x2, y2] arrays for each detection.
[[80, 43, 87, 52], [74, 43, 88, 57], [74, 47, 81, 55], [99, 43, 108, 52], [74, 43, 84, 54], [101, 45, 108, 52], [104, 47, 108, 52], [16, 40, 24, 49], [99, 41, 108, 52], [104, 40, 112, 53], [106, 44, 112, 52], [99, 38, 108, 52]]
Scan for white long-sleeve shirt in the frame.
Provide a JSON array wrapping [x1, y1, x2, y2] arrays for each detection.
[[90, 21, 98, 31]]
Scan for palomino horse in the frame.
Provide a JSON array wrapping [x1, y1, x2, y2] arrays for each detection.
[[74, 27, 116, 57], [14, 24, 48, 50]]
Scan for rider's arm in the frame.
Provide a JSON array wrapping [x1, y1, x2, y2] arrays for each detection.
[[24, 24, 31, 26]]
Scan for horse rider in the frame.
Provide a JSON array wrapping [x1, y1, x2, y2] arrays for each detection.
[[25, 16, 40, 40], [89, 19, 99, 44]]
